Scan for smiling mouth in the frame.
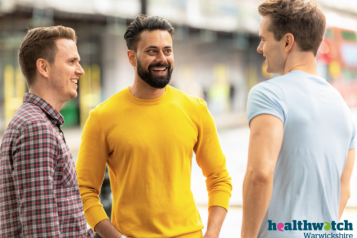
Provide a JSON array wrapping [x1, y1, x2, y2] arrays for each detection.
[[151, 67, 167, 72], [70, 79, 78, 84]]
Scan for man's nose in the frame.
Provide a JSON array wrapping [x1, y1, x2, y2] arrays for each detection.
[[257, 42, 264, 54], [156, 51, 167, 64], [76, 64, 85, 76]]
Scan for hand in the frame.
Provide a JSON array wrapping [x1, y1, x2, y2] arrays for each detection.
[[119, 233, 133, 238], [94, 219, 134, 238]]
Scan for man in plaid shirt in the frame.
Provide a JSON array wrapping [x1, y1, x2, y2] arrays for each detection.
[[0, 26, 94, 237]]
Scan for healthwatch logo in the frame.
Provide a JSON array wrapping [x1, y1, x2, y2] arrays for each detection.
[[268, 220, 353, 232]]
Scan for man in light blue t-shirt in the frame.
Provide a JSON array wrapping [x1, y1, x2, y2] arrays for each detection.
[[241, 1, 356, 238]]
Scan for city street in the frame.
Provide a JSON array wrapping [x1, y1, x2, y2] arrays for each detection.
[[1, 0, 357, 237]]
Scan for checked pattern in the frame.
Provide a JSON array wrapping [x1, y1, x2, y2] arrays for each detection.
[[0, 93, 94, 237]]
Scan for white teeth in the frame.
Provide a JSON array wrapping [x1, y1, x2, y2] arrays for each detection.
[[70, 80, 78, 84], [152, 67, 166, 71]]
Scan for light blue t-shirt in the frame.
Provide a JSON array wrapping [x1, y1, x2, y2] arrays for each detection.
[[247, 71, 356, 238]]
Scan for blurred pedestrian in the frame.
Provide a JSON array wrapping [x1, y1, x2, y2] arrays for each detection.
[[242, 1, 356, 238], [0, 26, 94, 237], [76, 15, 232, 238]]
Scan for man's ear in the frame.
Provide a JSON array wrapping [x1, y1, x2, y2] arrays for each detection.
[[284, 33, 295, 52], [36, 58, 50, 79], [127, 50, 137, 67]]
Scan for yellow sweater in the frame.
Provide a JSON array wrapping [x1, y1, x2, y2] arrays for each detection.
[[76, 86, 232, 238]]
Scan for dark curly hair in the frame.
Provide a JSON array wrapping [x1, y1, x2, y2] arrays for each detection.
[[124, 15, 175, 51], [258, 0, 326, 55]]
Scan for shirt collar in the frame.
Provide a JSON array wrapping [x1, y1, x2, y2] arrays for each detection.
[[23, 93, 65, 125]]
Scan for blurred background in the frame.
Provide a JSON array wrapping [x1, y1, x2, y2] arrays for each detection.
[[0, 0, 357, 237]]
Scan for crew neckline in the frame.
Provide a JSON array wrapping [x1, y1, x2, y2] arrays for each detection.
[[125, 85, 172, 105], [288, 70, 326, 82]]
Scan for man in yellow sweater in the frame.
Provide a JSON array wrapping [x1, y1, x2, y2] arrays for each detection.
[[76, 15, 232, 238]]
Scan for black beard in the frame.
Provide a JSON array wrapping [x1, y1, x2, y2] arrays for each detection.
[[137, 60, 173, 89]]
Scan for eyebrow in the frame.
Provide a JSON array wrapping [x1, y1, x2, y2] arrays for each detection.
[[259, 34, 265, 39], [145, 45, 172, 50], [68, 56, 81, 61]]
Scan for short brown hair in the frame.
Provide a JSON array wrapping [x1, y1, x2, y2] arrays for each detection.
[[258, 0, 326, 55], [18, 26, 77, 87]]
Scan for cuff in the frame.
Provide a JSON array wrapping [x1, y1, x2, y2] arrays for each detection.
[[208, 191, 231, 210], [84, 204, 109, 230]]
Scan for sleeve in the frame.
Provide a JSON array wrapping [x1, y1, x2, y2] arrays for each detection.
[[194, 99, 232, 210], [350, 118, 356, 150], [246, 82, 286, 125], [12, 121, 62, 237], [76, 108, 109, 230]]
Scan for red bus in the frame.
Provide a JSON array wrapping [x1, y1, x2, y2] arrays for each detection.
[[317, 27, 357, 108]]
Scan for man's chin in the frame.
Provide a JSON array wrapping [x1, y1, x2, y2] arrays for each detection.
[[69, 91, 78, 99], [153, 85, 167, 89], [141, 76, 171, 89], [145, 81, 169, 89]]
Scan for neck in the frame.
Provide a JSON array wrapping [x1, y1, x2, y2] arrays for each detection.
[[29, 86, 64, 112], [283, 51, 319, 76], [129, 76, 166, 99]]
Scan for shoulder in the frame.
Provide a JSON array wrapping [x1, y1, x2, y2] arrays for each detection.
[[247, 80, 287, 124], [17, 120, 56, 144], [88, 88, 130, 121], [7, 103, 52, 132], [169, 86, 207, 109], [95, 88, 128, 111], [2, 104, 56, 148], [2, 120, 56, 155], [248, 80, 286, 101], [84, 88, 132, 126]]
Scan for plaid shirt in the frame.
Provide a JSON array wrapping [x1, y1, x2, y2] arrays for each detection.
[[0, 93, 94, 238]]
